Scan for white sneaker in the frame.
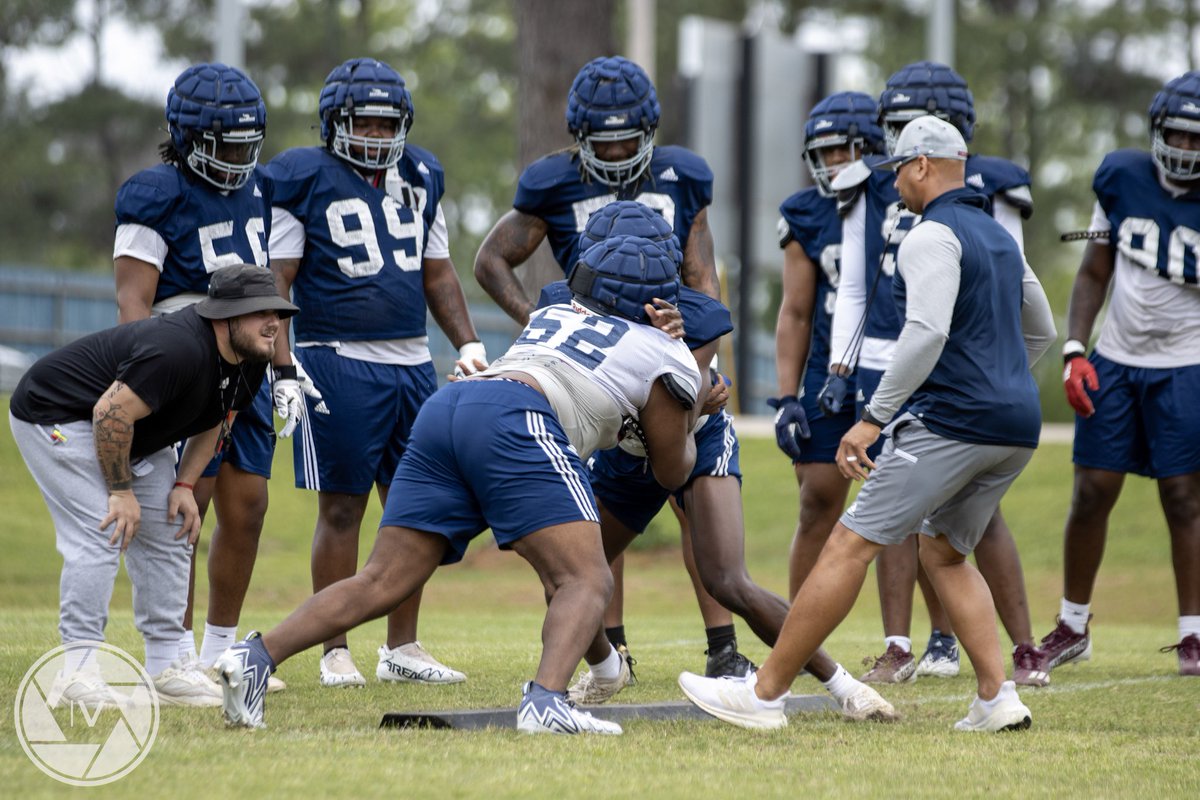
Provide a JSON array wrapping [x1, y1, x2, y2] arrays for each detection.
[[47, 669, 125, 710], [516, 681, 622, 735], [567, 651, 633, 705], [267, 675, 287, 693], [376, 642, 466, 684], [319, 647, 366, 688], [954, 680, 1032, 732], [840, 681, 899, 722], [153, 662, 223, 707], [678, 670, 787, 730]]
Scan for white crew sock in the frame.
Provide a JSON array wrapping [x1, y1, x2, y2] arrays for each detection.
[[821, 664, 858, 702], [1179, 615, 1200, 641], [884, 635, 912, 654], [587, 644, 622, 680], [61, 644, 99, 677], [1060, 598, 1091, 635], [145, 639, 178, 677], [178, 629, 197, 665], [198, 623, 238, 669]]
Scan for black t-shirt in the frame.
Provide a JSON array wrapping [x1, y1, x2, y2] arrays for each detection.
[[10, 306, 267, 457]]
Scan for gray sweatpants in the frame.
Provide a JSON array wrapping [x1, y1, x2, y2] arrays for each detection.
[[10, 414, 189, 654]]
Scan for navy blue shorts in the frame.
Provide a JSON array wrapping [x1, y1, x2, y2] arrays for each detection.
[[198, 381, 276, 479], [380, 379, 599, 564], [292, 348, 437, 494], [793, 367, 855, 464], [588, 410, 742, 534], [1073, 353, 1200, 478]]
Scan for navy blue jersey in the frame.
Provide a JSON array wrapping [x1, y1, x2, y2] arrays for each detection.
[[849, 154, 1032, 342], [514, 145, 713, 273], [893, 189, 1041, 448], [536, 283, 731, 352], [266, 145, 445, 341], [114, 164, 271, 303], [778, 187, 841, 377], [1094, 149, 1200, 285]]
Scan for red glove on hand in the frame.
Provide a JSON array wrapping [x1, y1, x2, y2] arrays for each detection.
[[1063, 356, 1099, 417]]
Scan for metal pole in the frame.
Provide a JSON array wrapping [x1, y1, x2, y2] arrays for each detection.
[[927, 0, 955, 66], [212, 0, 246, 68], [626, 0, 656, 82]]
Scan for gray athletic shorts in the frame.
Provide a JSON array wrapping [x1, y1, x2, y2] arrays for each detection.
[[840, 414, 1034, 555]]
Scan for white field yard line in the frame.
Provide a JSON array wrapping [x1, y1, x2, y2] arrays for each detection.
[[912, 674, 1176, 704], [734, 417, 1075, 444]]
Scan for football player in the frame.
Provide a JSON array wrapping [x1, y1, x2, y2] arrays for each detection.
[[822, 62, 1044, 686], [217, 234, 699, 734], [771, 91, 884, 599], [1036, 72, 1200, 678], [266, 58, 484, 688], [474, 55, 746, 681], [113, 62, 294, 701], [555, 203, 896, 722]]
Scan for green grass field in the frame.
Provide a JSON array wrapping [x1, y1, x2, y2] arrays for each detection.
[[2, 397, 1197, 798]]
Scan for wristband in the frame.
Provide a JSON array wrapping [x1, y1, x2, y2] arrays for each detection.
[[173, 481, 194, 491], [1062, 339, 1087, 362], [273, 364, 298, 381], [860, 407, 888, 428]]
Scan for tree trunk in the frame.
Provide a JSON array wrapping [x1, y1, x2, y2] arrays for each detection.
[[513, 0, 616, 300]]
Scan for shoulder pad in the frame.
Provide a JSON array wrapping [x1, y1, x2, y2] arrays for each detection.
[[536, 281, 572, 310], [661, 373, 695, 410], [652, 146, 714, 183]]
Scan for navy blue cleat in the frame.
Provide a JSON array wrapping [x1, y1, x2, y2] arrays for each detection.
[[516, 681, 622, 735], [215, 631, 275, 729]]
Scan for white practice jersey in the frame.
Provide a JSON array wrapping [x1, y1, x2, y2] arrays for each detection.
[[480, 304, 701, 459]]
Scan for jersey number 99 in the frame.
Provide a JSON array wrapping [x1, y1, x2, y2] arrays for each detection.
[[326, 196, 425, 278]]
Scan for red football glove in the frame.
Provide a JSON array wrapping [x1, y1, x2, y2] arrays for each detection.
[[1063, 356, 1099, 417]]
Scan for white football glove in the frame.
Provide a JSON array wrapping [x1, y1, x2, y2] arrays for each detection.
[[272, 354, 324, 438], [453, 341, 489, 379]]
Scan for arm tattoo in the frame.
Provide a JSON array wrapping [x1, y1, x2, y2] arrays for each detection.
[[682, 210, 721, 300], [93, 383, 135, 491], [424, 260, 479, 347]]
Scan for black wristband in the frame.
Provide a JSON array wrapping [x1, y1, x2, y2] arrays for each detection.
[[860, 407, 888, 428], [274, 364, 298, 381]]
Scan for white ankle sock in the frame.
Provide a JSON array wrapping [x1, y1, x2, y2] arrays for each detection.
[[145, 640, 177, 677], [884, 635, 912, 654], [1060, 599, 1090, 634], [821, 664, 858, 702], [1180, 615, 1200, 641], [588, 645, 622, 680], [62, 644, 98, 677], [199, 624, 238, 668], [178, 630, 197, 664]]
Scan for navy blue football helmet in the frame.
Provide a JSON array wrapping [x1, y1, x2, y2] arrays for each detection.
[[319, 58, 413, 170], [878, 61, 975, 154], [166, 63, 266, 191], [568, 234, 680, 324], [578, 201, 682, 268], [1150, 71, 1200, 181], [565, 57, 661, 188], [803, 91, 886, 196]]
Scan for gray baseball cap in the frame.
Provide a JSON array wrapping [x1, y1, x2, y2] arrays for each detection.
[[875, 116, 969, 170]]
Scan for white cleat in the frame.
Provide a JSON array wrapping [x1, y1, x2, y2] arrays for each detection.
[[567, 650, 633, 705], [954, 681, 1032, 732], [376, 642, 466, 684], [319, 647, 366, 688], [678, 671, 787, 730], [840, 681, 899, 722]]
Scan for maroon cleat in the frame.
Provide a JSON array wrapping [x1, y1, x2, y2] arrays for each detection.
[[1012, 643, 1050, 687], [860, 643, 916, 684], [1037, 616, 1092, 670], [1160, 634, 1200, 676]]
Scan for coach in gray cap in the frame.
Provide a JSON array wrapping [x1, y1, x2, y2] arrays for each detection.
[[8, 264, 297, 707], [680, 117, 1057, 733]]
